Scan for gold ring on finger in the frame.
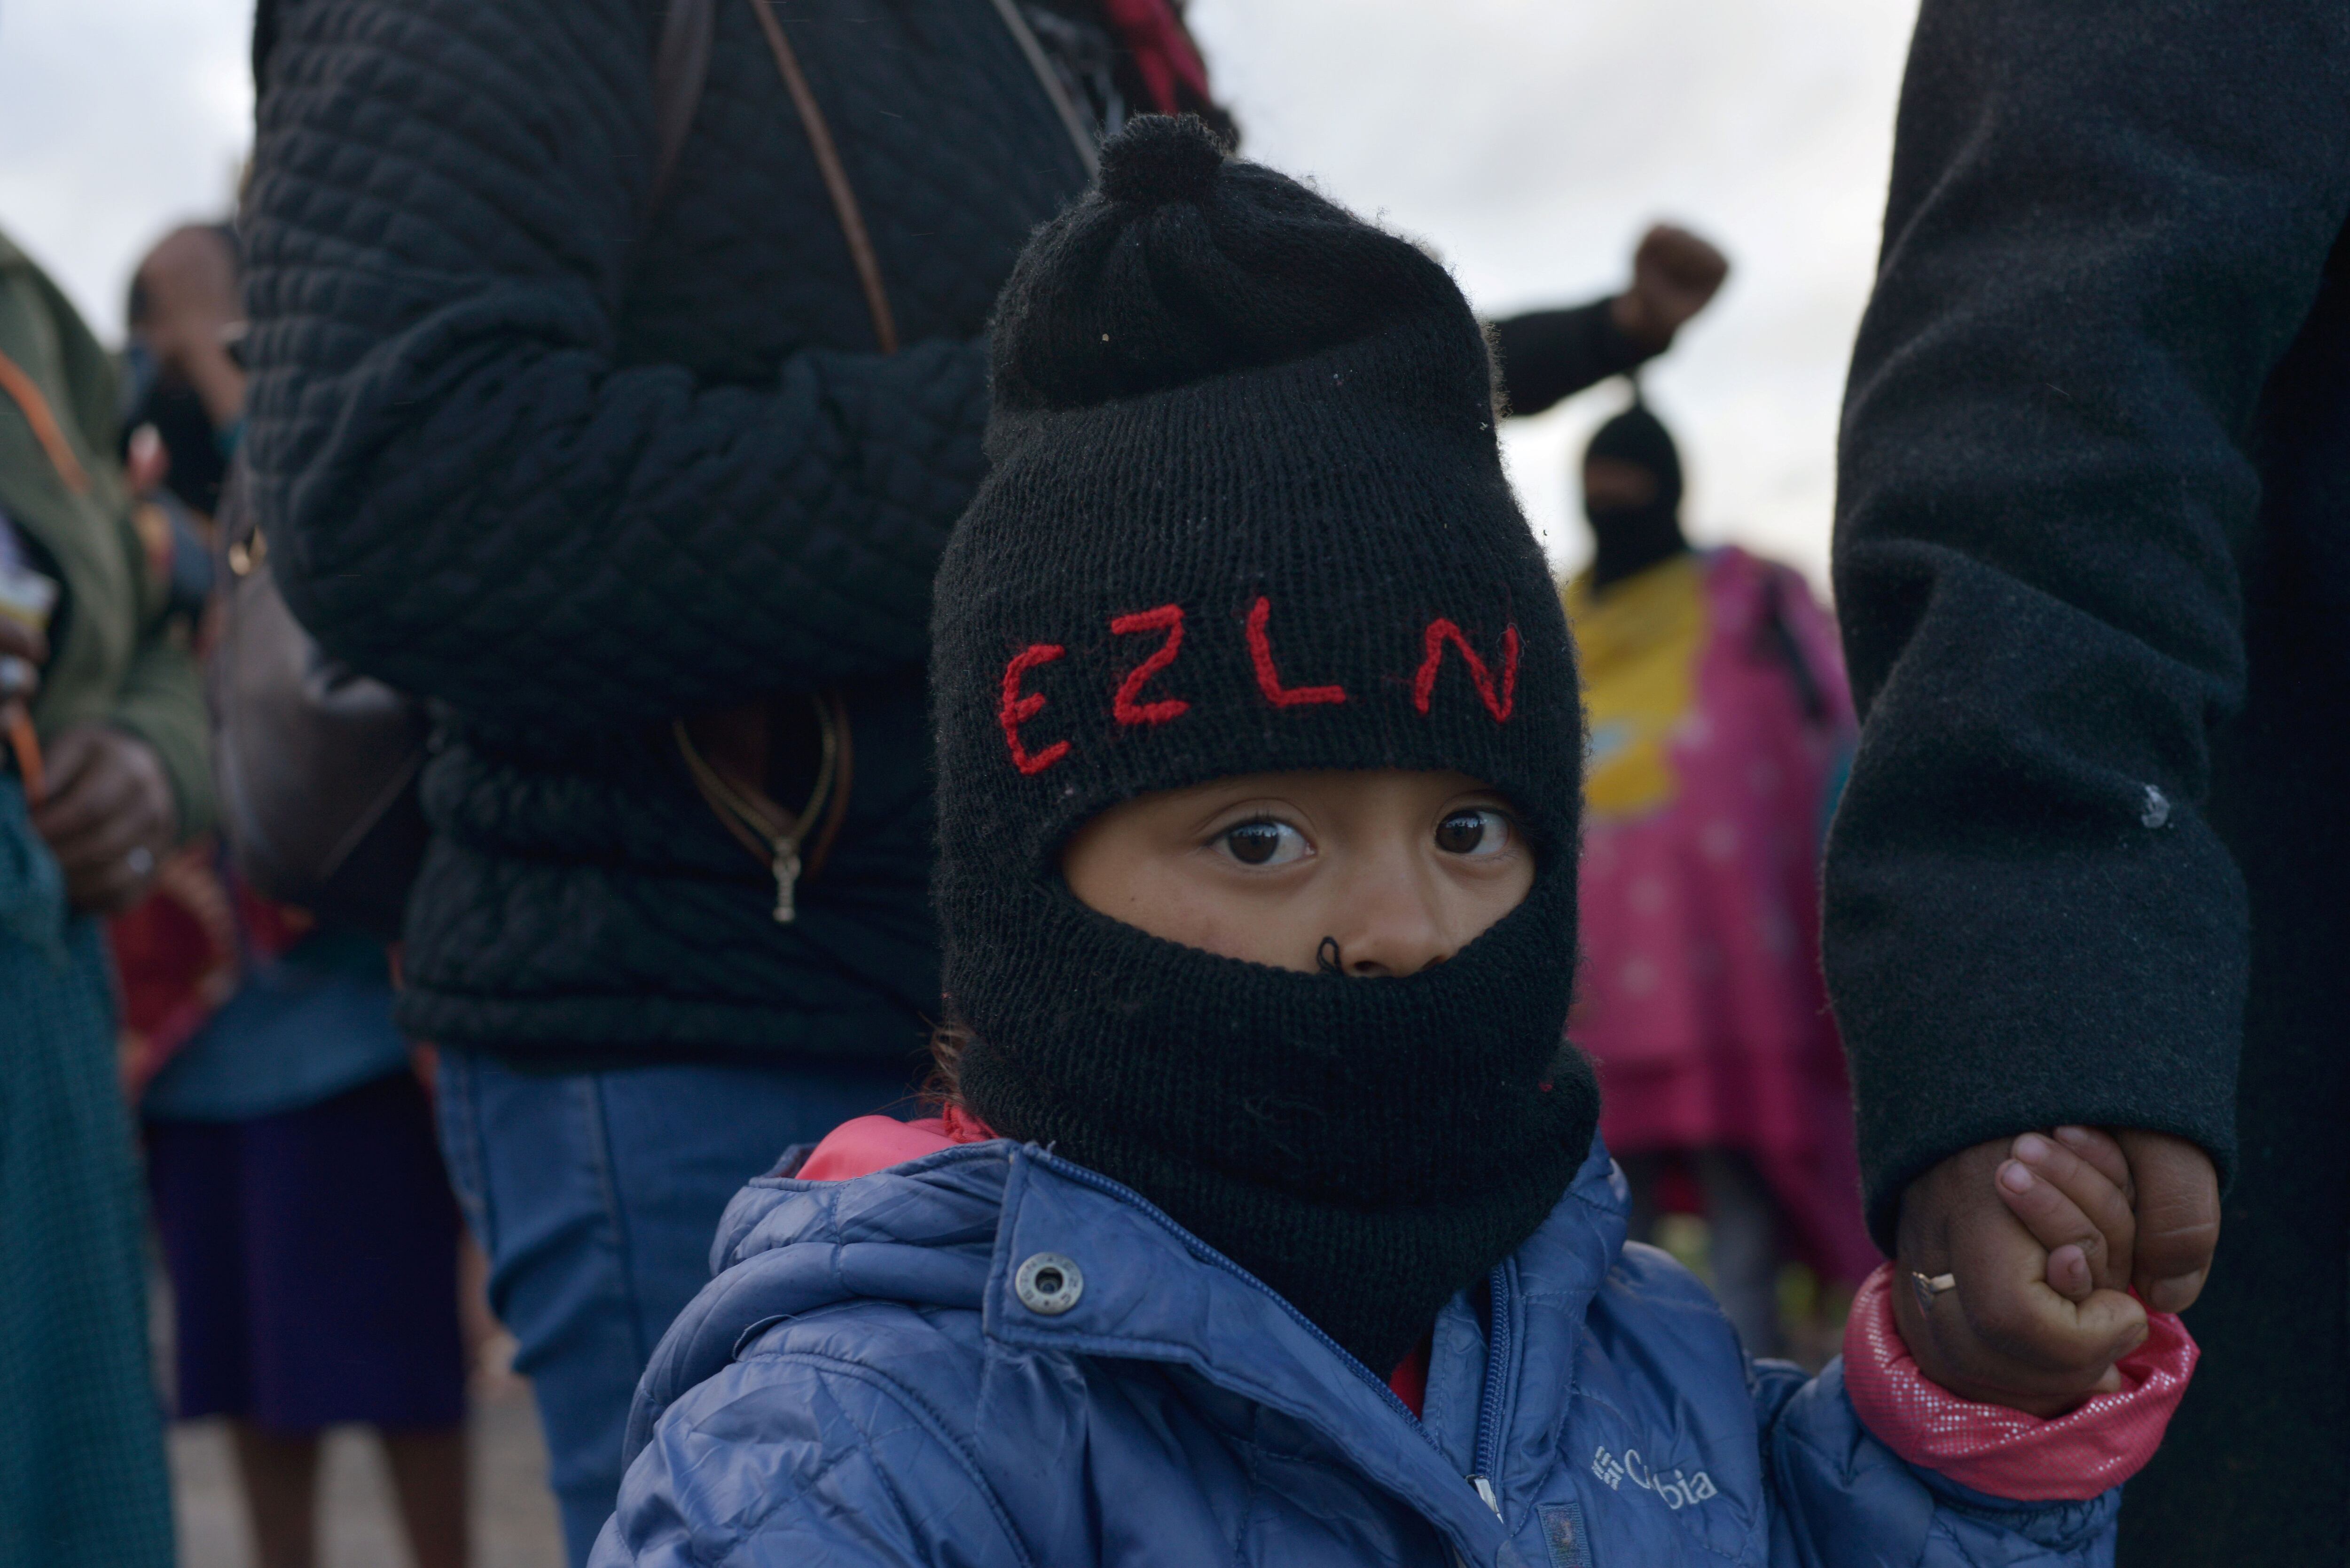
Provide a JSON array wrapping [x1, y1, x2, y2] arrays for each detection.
[[1909, 1271, 1958, 1313]]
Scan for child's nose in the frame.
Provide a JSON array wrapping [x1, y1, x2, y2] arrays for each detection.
[[1328, 871, 1454, 978]]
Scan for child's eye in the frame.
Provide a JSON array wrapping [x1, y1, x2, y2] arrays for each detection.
[[1434, 807, 1514, 858], [1219, 819, 1309, 867]]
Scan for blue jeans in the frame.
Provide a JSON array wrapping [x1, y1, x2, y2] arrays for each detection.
[[433, 1050, 918, 1566]]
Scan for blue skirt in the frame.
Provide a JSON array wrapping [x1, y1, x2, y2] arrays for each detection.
[[146, 1069, 466, 1432]]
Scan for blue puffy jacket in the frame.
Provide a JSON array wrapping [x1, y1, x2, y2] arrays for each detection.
[[592, 1138, 2119, 1567]]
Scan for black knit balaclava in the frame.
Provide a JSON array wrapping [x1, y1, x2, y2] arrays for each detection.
[[932, 116, 1597, 1376], [1582, 400, 1688, 590]]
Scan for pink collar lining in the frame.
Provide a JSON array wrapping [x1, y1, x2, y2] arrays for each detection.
[[794, 1107, 996, 1183]]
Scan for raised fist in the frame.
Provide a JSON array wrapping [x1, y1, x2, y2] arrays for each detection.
[[1610, 224, 1731, 354]]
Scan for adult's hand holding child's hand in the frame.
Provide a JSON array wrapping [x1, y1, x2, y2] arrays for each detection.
[[2109, 1130, 2222, 1314], [1895, 1128, 2163, 1417]]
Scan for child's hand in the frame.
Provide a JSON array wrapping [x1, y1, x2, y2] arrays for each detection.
[[1891, 1129, 2148, 1417], [1997, 1127, 2139, 1304]]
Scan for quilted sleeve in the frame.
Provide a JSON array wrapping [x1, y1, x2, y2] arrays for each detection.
[[591, 1350, 1030, 1568], [241, 0, 988, 726], [1756, 1360, 2122, 1568]]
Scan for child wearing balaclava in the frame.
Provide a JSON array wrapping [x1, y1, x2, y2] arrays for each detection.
[[589, 117, 2195, 1568]]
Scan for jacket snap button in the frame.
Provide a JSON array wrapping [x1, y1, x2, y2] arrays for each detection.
[[1014, 1252, 1084, 1315]]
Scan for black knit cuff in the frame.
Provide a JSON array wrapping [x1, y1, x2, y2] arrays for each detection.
[[1829, 823, 2246, 1252]]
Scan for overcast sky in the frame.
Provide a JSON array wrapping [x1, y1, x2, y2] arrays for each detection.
[[0, 0, 1920, 584]]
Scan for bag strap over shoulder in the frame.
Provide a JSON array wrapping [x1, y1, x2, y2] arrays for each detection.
[[650, 0, 717, 210], [982, 0, 1101, 177], [652, 0, 1099, 347], [742, 0, 898, 353], [649, 0, 896, 351]]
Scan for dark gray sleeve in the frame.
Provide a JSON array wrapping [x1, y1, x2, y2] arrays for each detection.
[[1488, 298, 1649, 419], [242, 0, 987, 727], [1826, 0, 2350, 1244]]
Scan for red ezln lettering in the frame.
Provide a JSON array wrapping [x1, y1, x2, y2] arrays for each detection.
[[1413, 618, 1519, 721], [1109, 604, 1191, 726], [1246, 597, 1347, 707], [999, 644, 1072, 774]]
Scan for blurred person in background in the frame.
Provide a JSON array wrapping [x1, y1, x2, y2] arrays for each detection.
[[1826, 0, 2342, 1560], [236, 1, 1226, 1557], [121, 225, 245, 520], [118, 222, 470, 1568], [1561, 400, 1872, 1357], [0, 223, 208, 1568], [1490, 223, 1731, 423]]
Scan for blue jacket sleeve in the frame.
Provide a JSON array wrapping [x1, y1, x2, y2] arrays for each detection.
[[242, 0, 988, 727], [1754, 1360, 2119, 1568], [592, 1350, 1030, 1568]]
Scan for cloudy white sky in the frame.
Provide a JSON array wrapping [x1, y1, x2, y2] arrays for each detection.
[[0, 0, 1920, 584]]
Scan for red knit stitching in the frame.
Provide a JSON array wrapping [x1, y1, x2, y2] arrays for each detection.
[[1246, 597, 1347, 707], [1413, 619, 1520, 721], [999, 644, 1072, 774], [1109, 604, 1191, 725]]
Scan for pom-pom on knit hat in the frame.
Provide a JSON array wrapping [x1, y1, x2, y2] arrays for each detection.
[[930, 116, 1593, 1378]]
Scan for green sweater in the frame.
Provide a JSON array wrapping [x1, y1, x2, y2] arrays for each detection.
[[0, 229, 211, 839]]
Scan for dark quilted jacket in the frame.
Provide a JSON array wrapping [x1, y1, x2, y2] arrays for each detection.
[[242, 0, 1093, 1063]]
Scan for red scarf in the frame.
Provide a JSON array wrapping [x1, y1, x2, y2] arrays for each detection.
[[1097, 0, 1212, 114]]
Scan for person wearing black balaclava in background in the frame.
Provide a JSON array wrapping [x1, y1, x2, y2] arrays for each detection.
[[1581, 399, 1692, 591], [1561, 400, 1877, 1357]]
